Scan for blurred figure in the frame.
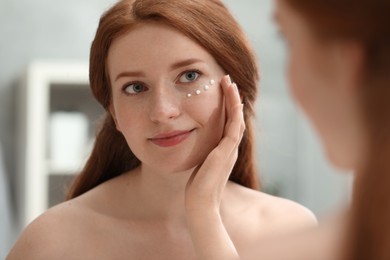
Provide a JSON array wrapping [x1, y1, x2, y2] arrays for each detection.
[[274, 1, 390, 259], [183, 0, 390, 259]]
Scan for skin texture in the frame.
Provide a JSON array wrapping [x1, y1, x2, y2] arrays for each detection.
[[7, 22, 316, 260]]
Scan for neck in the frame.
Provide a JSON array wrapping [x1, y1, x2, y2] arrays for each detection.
[[125, 164, 194, 226]]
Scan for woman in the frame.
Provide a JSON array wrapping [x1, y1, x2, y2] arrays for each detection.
[[7, 0, 315, 259], [185, 0, 390, 259]]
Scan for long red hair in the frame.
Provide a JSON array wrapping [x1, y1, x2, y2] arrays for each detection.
[[284, 1, 390, 259], [67, 0, 260, 199]]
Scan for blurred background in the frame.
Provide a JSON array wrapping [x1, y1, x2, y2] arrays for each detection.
[[0, 0, 351, 257]]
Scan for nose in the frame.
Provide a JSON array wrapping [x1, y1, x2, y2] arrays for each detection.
[[149, 85, 181, 123]]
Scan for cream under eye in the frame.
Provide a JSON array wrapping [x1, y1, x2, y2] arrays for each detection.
[[123, 82, 146, 94], [179, 71, 200, 83]]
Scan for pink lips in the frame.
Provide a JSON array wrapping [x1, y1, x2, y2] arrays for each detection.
[[149, 130, 193, 147]]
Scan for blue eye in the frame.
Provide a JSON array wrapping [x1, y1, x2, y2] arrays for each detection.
[[123, 82, 146, 94], [179, 71, 200, 83]]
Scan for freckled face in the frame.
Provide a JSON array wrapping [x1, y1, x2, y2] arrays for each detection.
[[107, 22, 226, 173]]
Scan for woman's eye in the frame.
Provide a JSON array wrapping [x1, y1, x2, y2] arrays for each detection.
[[123, 83, 146, 94], [179, 71, 200, 83]]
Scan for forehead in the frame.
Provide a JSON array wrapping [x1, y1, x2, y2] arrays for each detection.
[[107, 22, 216, 73]]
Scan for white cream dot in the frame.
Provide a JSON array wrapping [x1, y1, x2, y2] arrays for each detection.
[[204, 85, 209, 91], [196, 90, 201, 95], [187, 93, 192, 98], [210, 79, 215, 85]]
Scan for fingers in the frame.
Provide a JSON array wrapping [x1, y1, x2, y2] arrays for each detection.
[[200, 102, 244, 186], [185, 75, 246, 210], [221, 75, 240, 122], [187, 103, 244, 189], [221, 74, 245, 142]]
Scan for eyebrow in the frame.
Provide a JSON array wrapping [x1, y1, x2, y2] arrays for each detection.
[[170, 58, 203, 71], [114, 71, 145, 82], [114, 58, 204, 82]]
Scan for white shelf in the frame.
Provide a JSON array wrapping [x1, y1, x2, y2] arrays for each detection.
[[47, 161, 85, 176], [17, 61, 104, 228]]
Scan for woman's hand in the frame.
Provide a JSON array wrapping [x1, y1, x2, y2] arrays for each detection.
[[185, 74, 244, 260], [185, 74, 245, 212]]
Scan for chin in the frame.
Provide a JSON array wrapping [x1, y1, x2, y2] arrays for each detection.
[[146, 155, 202, 174], [175, 150, 214, 173]]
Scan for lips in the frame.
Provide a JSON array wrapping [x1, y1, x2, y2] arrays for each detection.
[[149, 129, 194, 147]]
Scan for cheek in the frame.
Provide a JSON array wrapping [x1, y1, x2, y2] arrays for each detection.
[[185, 85, 225, 127], [287, 51, 308, 106], [287, 45, 322, 110], [112, 99, 145, 144], [114, 107, 148, 159], [287, 47, 337, 150], [184, 88, 225, 166]]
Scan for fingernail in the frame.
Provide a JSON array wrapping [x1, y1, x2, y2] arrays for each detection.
[[226, 74, 232, 84], [233, 83, 238, 92]]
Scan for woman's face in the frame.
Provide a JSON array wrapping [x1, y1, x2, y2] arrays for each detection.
[[107, 22, 226, 173], [274, 0, 365, 169]]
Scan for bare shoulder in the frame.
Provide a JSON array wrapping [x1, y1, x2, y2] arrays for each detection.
[[260, 191, 317, 231], [225, 183, 344, 260], [242, 214, 346, 260], [7, 174, 136, 260], [225, 182, 317, 234], [7, 199, 94, 260]]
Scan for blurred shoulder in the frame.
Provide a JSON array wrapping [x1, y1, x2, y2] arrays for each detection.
[[6, 199, 94, 260]]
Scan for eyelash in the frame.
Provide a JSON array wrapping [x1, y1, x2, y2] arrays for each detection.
[[177, 69, 203, 84], [121, 81, 146, 96], [121, 69, 204, 96]]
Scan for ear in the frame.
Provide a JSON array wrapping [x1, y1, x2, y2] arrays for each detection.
[[335, 40, 365, 92], [108, 105, 121, 132]]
